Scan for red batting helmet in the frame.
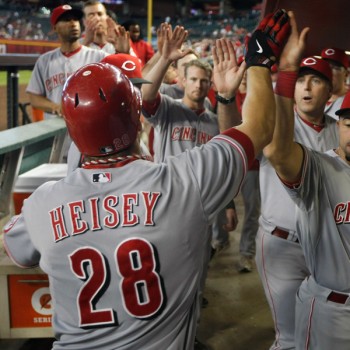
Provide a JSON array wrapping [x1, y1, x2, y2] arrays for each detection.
[[62, 63, 141, 156]]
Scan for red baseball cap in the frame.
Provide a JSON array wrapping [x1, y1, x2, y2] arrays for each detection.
[[335, 92, 350, 117], [51, 5, 83, 26], [101, 54, 151, 84], [321, 47, 349, 69], [299, 56, 332, 83]]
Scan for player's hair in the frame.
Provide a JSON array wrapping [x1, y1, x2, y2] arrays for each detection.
[[121, 19, 139, 31], [184, 59, 213, 79], [122, 20, 145, 39], [83, 0, 106, 12], [174, 50, 199, 68]]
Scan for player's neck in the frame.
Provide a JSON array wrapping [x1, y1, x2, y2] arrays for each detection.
[[182, 96, 205, 112], [296, 107, 325, 126], [60, 41, 81, 54], [82, 143, 149, 168]]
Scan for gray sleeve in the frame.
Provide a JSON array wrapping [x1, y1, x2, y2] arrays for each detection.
[[26, 57, 46, 96], [3, 214, 40, 268]]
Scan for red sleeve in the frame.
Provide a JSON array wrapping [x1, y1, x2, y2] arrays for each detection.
[[142, 93, 161, 116], [220, 128, 255, 169]]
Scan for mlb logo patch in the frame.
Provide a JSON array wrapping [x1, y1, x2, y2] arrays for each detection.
[[92, 172, 111, 183]]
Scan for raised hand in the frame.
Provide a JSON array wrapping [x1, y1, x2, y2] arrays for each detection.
[[245, 9, 291, 69], [212, 38, 246, 97], [109, 23, 130, 54], [160, 24, 191, 63], [278, 11, 310, 71], [82, 17, 99, 46], [156, 22, 168, 55]]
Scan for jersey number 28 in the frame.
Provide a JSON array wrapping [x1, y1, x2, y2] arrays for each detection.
[[69, 238, 164, 327]]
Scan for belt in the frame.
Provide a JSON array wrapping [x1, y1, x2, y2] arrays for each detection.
[[327, 291, 349, 304], [271, 228, 299, 243]]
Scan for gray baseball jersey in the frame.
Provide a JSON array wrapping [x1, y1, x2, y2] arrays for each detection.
[[285, 147, 350, 350], [143, 94, 219, 163], [3, 129, 252, 350], [256, 112, 339, 350], [26, 46, 107, 119], [324, 95, 345, 121], [259, 113, 339, 232], [287, 147, 350, 289]]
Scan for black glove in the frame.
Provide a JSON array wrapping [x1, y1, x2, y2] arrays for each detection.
[[245, 9, 291, 69]]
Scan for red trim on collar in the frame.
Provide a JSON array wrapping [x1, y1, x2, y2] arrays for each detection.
[[298, 115, 325, 133], [61, 45, 82, 58]]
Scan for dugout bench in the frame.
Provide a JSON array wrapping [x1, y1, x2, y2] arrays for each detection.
[[0, 118, 66, 338]]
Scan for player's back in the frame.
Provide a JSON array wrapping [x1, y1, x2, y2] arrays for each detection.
[[21, 143, 240, 349]]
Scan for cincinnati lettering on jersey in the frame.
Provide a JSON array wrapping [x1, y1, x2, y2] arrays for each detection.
[[49, 191, 161, 243], [334, 202, 350, 224], [171, 126, 213, 144], [45, 72, 71, 93]]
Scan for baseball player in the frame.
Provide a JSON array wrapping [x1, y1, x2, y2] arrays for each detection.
[[321, 47, 349, 120], [268, 46, 350, 350], [26, 4, 107, 120], [2, 10, 291, 349], [255, 14, 339, 350], [82, 0, 137, 57]]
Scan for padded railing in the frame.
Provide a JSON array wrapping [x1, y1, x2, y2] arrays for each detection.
[[0, 118, 66, 220]]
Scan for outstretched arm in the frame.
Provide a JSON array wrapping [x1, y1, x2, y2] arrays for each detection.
[[264, 11, 310, 183], [141, 24, 191, 103], [212, 38, 246, 130], [233, 9, 292, 156]]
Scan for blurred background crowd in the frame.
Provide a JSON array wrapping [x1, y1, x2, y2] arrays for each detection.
[[0, 0, 262, 55]]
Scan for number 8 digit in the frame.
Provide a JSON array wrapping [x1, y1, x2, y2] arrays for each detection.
[[116, 238, 164, 318]]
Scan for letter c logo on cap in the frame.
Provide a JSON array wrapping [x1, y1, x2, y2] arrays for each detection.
[[302, 57, 317, 66], [325, 48, 335, 57], [121, 60, 136, 72]]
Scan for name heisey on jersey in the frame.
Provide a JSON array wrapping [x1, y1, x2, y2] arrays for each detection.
[[49, 191, 161, 242], [334, 201, 350, 224]]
